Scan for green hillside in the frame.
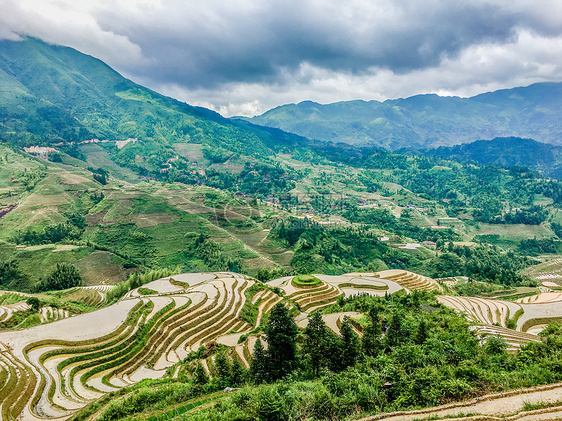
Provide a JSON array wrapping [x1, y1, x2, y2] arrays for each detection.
[[5, 35, 562, 421], [0, 38, 304, 172], [244, 83, 562, 150], [2, 37, 562, 294], [419, 137, 562, 179]]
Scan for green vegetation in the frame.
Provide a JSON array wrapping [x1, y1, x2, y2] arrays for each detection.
[[8, 35, 562, 421], [2, 45, 562, 294], [106, 268, 180, 303], [423, 137, 562, 179], [291, 274, 321, 287], [201, 298, 562, 419], [246, 83, 562, 151], [76, 292, 562, 421], [184, 234, 243, 273], [14, 213, 86, 246], [38, 262, 82, 291], [138, 287, 158, 295], [430, 243, 537, 286]]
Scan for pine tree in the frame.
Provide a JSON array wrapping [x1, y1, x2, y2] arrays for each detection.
[[304, 311, 329, 376], [250, 338, 268, 384], [362, 310, 382, 357], [384, 310, 407, 349], [264, 303, 298, 380], [215, 352, 231, 383], [230, 358, 246, 385], [193, 362, 208, 385], [41, 262, 82, 291], [340, 316, 360, 369]]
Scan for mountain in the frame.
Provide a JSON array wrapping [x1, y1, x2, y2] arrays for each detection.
[[417, 137, 562, 178], [243, 83, 562, 150], [0, 37, 304, 159]]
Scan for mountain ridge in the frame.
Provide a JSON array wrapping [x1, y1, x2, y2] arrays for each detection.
[[416, 136, 562, 179], [243, 82, 562, 150], [0, 37, 306, 156]]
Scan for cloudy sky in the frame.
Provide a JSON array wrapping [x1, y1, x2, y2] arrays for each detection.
[[1, 0, 562, 116]]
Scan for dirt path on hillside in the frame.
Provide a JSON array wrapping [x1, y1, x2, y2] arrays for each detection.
[[361, 383, 562, 421]]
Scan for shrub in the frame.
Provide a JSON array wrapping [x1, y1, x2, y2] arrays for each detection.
[[138, 287, 158, 295], [26, 297, 41, 311], [38, 263, 82, 291]]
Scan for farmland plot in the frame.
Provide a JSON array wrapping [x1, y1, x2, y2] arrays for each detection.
[[0, 269, 441, 421]]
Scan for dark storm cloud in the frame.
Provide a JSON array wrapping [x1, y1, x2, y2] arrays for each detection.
[[90, 0, 534, 89]]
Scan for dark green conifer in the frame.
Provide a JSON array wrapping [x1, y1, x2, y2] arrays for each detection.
[[263, 303, 298, 380], [250, 338, 268, 384], [193, 362, 208, 385], [340, 316, 360, 369], [304, 311, 329, 376]]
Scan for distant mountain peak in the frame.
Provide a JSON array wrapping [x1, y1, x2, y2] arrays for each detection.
[[245, 82, 562, 150]]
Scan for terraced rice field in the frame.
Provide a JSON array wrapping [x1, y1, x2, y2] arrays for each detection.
[[80, 286, 115, 306], [37, 307, 70, 323], [375, 269, 443, 292], [0, 301, 31, 323], [438, 292, 562, 352], [516, 292, 562, 304], [0, 269, 469, 421], [526, 258, 562, 284], [296, 311, 363, 335]]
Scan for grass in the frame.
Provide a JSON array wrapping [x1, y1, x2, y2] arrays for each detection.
[[469, 222, 554, 248], [1, 156, 296, 287], [146, 395, 223, 421], [522, 398, 562, 411], [138, 287, 158, 295], [292, 274, 322, 288], [507, 308, 525, 329], [239, 284, 268, 326]]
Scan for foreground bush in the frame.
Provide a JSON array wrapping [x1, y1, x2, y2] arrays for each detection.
[[38, 262, 82, 291]]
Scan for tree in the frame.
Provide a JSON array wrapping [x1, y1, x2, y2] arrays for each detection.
[[340, 316, 360, 369], [26, 296, 41, 311], [40, 262, 82, 291], [250, 338, 268, 384], [384, 310, 408, 349], [215, 352, 231, 384], [0, 260, 24, 289], [304, 311, 329, 376], [193, 362, 209, 385], [362, 309, 382, 357], [230, 358, 246, 386], [263, 303, 298, 380]]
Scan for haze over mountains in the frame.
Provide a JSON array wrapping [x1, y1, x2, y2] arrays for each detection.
[[244, 83, 562, 150]]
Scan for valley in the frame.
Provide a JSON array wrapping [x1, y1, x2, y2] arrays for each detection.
[[2, 36, 562, 421]]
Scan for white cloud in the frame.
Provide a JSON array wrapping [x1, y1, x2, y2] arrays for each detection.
[[0, 0, 147, 67]]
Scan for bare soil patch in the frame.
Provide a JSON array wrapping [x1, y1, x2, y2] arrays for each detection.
[[86, 211, 110, 226], [0, 204, 17, 220]]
